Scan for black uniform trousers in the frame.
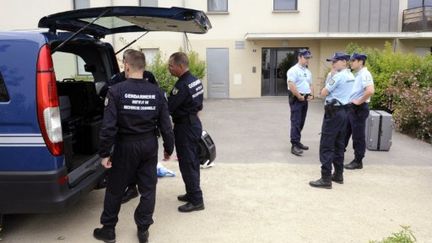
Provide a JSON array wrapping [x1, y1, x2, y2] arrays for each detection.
[[101, 136, 158, 229], [344, 103, 369, 161], [174, 119, 203, 205], [319, 107, 348, 176], [289, 98, 308, 146]]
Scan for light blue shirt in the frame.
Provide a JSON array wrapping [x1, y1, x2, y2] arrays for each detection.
[[350, 67, 374, 102], [286, 63, 312, 94], [325, 68, 355, 105]]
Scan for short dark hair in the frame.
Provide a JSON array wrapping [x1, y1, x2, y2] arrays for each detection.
[[123, 49, 135, 59], [124, 50, 146, 71], [169, 52, 189, 67]]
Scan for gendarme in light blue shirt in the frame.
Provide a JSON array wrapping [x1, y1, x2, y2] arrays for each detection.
[[325, 68, 355, 105], [287, 63, 312, 94], [350, 67, 374, 102]]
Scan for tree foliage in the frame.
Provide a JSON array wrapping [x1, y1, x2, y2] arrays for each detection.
[[148, 51, 206, 94]]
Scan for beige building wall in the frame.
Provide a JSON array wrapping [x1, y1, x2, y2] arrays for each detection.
[[0, 0, 429, 98], [0, 0, 72, 30]]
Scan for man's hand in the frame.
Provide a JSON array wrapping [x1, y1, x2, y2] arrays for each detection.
[[307, 95, 314, 101], [163, 151, 171, 161], [101, 157, 112, 169], [352, 99, 362, 105], [297, 95, 305, 101]]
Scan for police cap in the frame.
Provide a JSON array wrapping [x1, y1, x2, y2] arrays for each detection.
[[326, 52, 350, 62], [298, 49, 312, 58], [350, 53, 367, 61]]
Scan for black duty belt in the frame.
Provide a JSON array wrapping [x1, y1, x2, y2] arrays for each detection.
[[325, 104, 349, 109], [173, 115, 199, 124]]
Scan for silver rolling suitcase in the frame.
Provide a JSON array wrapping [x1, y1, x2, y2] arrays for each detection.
[[366, 110, 393, 151]]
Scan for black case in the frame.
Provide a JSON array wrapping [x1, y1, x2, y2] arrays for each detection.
[[199, 130, 216, 165], [73, 118, 102, 154]]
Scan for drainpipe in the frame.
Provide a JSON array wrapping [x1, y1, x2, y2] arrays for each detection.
[[182, 0, 187, 51], [422, 0, 427, 31], [393, 38, 399, 52], [111, 0, 115, 51]]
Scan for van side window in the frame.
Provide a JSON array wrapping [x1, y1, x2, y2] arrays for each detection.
[[0, 71, 10, 102]]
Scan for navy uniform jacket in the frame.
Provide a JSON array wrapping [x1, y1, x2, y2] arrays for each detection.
[[99, 71, 157, 98], [168, 71, 203, 118], [98, 78, 174, 158]]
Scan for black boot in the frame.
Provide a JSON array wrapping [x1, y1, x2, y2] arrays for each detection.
[[137, 228, 149, 243], [298, 143, 309, 150], [178, 202, 205, 213], [93, 226, 115, 243], [344, 159, 363, 170], [331, 172, 344, 184], [291, 145, 303, 156], [309, 175, 332, 189], [177, 194, 189, 202]]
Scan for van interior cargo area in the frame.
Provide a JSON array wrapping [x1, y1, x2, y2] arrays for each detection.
[[50, 38, 117, 172], [58, 80, 104, 172]]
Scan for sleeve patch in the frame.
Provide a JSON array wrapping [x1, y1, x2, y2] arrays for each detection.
[[172, 87, 179, 95]]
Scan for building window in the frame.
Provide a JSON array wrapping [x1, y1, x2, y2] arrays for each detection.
[[0, 72, 10, 102], [408, 0, 432, 8], [208, 0, 228, 12], [73, 0, 90, 9], [415, 47, 432, 56], [141, 48, 159, 66], [274, 0, 297, 11], [139, 0, 158, 7]]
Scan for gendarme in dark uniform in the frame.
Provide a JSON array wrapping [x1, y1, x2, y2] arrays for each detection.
[[309, 52, 354, 189], [98, 49, 160, 205], [286, 49, 314, 156], [344, 53, 374, 170], [167, 52, 205, 213], [94, 50, 174, 243]]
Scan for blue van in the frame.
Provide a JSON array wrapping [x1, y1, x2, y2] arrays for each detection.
[[0, 6, 211, 223]]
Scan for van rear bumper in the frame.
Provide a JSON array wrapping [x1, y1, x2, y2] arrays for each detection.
[[0, 159, 105, 214]]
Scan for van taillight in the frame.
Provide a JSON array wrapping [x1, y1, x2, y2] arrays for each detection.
[[36, 44, 63, 156]]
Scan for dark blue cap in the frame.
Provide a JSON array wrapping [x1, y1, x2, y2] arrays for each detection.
[[326, 52, 350, 62], [298, 49, 312, 58], [350, 53, 367, 61]]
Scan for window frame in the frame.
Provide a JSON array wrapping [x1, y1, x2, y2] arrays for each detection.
[[273, 0, 298, 11], [407, 0, 432, 8], [207, 0, 229, 13]]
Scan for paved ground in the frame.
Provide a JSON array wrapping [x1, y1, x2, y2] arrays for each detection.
[[2, 97, 432, 243]]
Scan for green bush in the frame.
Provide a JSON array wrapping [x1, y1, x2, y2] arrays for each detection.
[[370, 226, 416, 243], [386, 70, 432, 141], [148, 52, 176, 94], [148, 51, 206, 94], [345, 43, 428, 110]]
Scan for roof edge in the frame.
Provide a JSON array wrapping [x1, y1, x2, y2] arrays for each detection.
[[244, 32, 432, 40]]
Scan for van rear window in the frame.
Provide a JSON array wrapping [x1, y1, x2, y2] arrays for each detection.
[[0, 71, 10, 102]]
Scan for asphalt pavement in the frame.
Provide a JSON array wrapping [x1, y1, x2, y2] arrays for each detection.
[[1, 97, 431, 243]]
